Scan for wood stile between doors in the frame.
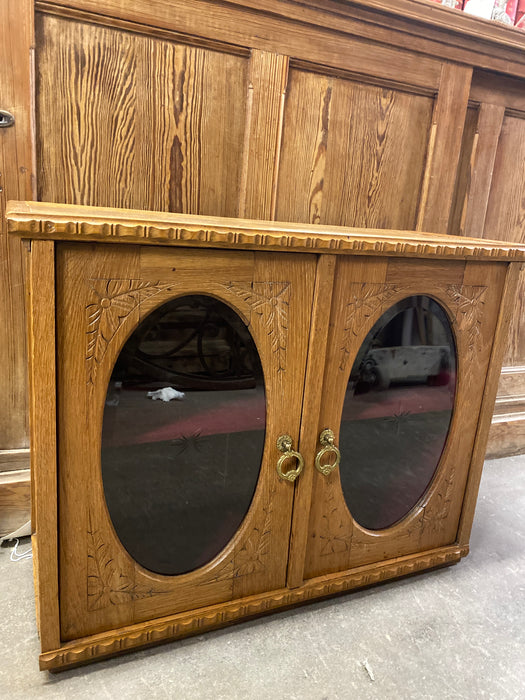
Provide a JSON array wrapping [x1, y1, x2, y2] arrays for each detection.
[[8, 203, 525, 670]]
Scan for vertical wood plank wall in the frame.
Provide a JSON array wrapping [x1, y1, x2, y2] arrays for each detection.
[[0, 0, 34, 533], [2, 0, 525, 533]]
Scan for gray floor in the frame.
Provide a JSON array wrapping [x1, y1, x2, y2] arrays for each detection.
[[1, 455, 524, 700]]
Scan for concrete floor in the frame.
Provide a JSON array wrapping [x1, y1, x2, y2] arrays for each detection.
[[1, 455, 524, 699]]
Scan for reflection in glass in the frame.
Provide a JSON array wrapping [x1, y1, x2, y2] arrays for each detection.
[[101, 295, 266, 575], [340, 295, 456, 530]]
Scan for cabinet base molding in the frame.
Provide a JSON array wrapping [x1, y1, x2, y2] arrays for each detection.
[[40, 543, 468, 672]]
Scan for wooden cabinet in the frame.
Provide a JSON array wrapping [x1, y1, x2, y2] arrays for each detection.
[[9, 201, 525, 671]]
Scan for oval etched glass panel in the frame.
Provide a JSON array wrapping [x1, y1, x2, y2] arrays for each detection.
[[101, 295, 266, 575], [340, 295, 456, 530]]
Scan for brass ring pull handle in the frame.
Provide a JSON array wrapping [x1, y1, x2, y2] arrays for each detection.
[[276, 434, 304, 482], [315, 428, 341, 476]]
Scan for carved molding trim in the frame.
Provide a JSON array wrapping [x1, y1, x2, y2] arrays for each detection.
[[225, 282, 290, 372], [41, 544, 468, 671], [87, 523, 161, 611], [86, 279, 177, 385], [10, 214, 525, 261]]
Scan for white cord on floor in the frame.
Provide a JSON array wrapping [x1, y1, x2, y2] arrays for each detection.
[[9, 538, 32, 562]]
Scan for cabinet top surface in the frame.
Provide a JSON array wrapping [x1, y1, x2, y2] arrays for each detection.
[[7, 201, 525, 262]]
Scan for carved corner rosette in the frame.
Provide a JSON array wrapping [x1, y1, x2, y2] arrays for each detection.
[[85, 278, 178, 385], [339, 283, 400, 372], [225, 281, 290, 373]]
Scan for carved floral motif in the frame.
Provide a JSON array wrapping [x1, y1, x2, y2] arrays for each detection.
[[319, 484, 352, 556], [87, 524, 160, 611], [421, 469, 456, 536], [209, 499, 274, 583], [86, 279, 177, 384], [446, 285, 487, 356], [339, 283, 399, 371], [226, 282, 290, 372]]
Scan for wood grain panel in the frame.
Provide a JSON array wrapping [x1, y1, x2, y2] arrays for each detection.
[[36, 15, 247, 217], [417, 64, 472, 234], [484, 114, 525, 368], [35, 0, 525, 79], [239, 51, 288, 220], [0, 0, 34, 449], [276, 69, 433, 230], [447, 105, 479, 237], [36, 0, 444, 90], [463, 103, 505, 239], [28, 240, 61, 651]]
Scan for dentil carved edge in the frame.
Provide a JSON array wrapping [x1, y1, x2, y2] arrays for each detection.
[[41, 543, 468, 671]]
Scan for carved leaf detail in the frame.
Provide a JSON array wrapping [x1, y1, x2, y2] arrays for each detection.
[[234, 502, 273, 577], [446, 285, 487, 356], [421, 469, 456, 536], [207, 500, 273, 584], [226, 282, 290, 372], [86, 279, 177, 384], [319, 486, 352, 556], [340, 283, 399, 371], [87, 524, 158, 611]]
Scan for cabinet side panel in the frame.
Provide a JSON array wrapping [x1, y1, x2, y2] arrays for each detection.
[[275, 69, 433, 230], [28, 240, 60, 652], [458, 263, 520, 544], [36, 15, 248, 217]]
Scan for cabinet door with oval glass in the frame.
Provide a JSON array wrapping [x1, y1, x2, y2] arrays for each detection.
[[302, 256, 507, 581], [57, 242, 316, 640]]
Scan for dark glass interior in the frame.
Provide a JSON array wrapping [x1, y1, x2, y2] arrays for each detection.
[[101, 295, 266, 575], [340, 295, 457, 530]]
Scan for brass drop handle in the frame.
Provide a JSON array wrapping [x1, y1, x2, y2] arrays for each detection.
[[276, 434, 304, 482], [315, 428, 341, 476]]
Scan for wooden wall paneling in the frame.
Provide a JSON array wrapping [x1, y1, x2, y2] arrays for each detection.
[[447, 105, 479, 237], [462, 103, 505, 239], [238, 51, 288, 220], [36, 0, 525, 79], [0, 0, 34, 457], [27, 239, 60, 652], [36, 15, 248, 216], [34, 1, 444, 91], [417, 64, 472, 235], [276, 69, 434, 230], [458, 262, 521, 544], [484, 114, 525, 368]]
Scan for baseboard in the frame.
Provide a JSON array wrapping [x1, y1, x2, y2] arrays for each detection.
[[0, 469, 31, 537], [487, 366, 525, 459], [0, 448, 30, 472]]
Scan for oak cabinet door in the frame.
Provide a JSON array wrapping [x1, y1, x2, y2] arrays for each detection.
[[302, 256, 507, 580], [56, 242, 316, 640]]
